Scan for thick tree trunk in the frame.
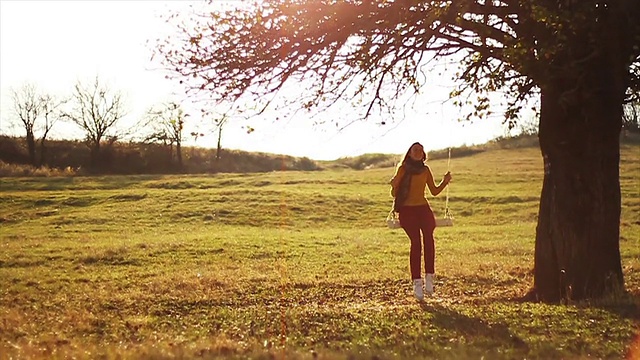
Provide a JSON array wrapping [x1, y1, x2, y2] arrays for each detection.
[[533, 56, 626, 301]]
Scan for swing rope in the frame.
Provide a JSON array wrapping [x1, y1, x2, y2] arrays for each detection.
[[444, 147, 451, 218], [439, 147, 454, 225]]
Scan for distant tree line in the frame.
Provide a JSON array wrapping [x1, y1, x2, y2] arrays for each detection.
[[2, 76, 251, 173], [0, 135, 320, 175], [1, 76, 324, 174]]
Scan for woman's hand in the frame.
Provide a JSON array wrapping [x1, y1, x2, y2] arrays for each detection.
[[443, 171, 452, 185]]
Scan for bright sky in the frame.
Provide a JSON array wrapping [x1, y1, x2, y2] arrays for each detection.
[[0, 0, 512, 161]]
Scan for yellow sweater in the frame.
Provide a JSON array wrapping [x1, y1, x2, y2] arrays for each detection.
[[390, 165, 430, 207]]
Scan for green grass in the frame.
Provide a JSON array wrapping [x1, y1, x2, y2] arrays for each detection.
[[1, 144, 639, 359]]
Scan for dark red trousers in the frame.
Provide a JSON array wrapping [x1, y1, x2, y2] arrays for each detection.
[[398, 205, 436, 280]]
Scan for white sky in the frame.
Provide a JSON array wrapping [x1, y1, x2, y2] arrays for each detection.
[[0, 0, 513, 160]]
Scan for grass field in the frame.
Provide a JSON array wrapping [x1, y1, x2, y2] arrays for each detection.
[[1, 144, 639, 359]]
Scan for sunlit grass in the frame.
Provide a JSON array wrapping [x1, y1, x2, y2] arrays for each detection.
[[0, 145, 638, 359]]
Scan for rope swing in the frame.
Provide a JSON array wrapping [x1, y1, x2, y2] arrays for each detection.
[[435, 147, 454, 227]]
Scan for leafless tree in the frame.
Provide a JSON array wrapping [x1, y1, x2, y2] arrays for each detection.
[[143, 101, 188, 168], [37, 94, 67, 166], [9, 83, 66, 166], [9, 83, 42, 165], [62, 76, 127, 168]]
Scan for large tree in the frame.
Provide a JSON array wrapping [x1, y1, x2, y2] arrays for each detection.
[[155, 0, 640, 301]]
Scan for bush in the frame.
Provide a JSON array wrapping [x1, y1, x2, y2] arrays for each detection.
[[0, 161, 78, 177]]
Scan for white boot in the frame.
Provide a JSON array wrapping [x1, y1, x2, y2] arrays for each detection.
[[425, 273, 434, 295], [413, 279, 424, 301]]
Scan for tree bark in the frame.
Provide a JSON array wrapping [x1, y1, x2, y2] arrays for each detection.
[[533, 53, 626, 301]]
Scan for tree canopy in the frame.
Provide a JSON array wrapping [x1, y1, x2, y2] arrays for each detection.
[[155, 0, 640, 125]]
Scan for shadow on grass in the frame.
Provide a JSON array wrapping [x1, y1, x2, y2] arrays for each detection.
[[418, 302, 529, 351], [586, 291, 640, 321]]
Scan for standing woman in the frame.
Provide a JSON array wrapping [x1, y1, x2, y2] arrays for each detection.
[[390, 142, 452, 301]]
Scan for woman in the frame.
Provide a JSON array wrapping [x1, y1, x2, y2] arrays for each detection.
[[390, 142, 452, 301]]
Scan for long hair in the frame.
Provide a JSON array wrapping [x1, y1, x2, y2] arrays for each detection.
[[391, 142, 427, 178], [401, 142, 427, 164]]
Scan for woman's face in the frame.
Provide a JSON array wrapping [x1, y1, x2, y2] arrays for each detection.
[[409, 144, 424, 161]]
